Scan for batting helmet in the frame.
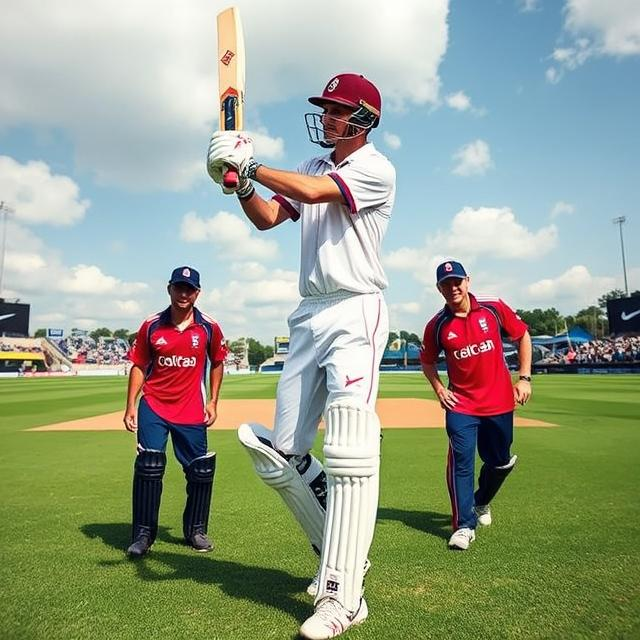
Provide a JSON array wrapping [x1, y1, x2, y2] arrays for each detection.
[[308, 73, 382, 129]]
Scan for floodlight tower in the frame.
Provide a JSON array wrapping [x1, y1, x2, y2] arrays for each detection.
[[612, 216, 629, 297], [0, 201, 15, 298]]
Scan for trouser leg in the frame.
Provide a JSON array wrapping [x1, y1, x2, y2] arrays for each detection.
[[475, 412, 516, 506], [445, 411, 479, 530]]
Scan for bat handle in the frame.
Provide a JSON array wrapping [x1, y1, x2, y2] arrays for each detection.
[[223, 166, 239, 189]]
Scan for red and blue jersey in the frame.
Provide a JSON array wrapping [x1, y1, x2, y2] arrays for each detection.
[[420, 294, 528, 416], [128, 307, 227, 425]]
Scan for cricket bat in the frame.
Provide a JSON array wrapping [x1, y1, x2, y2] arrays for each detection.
[[217, 6, 245, 189]]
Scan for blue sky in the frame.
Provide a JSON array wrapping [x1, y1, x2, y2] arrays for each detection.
[[1, 0, 638, 344]]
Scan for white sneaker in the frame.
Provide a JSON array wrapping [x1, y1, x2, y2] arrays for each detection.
[[299, 597, 368, 640], [448, 527, 476, 550], [307, 558, 371, 597], [475, 504, 492, 526]]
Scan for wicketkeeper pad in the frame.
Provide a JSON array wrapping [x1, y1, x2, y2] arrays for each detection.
[[132, 448, 166, 543], [183, 452, 216, 540], [316, 401, 381, 612], [238, 423, 325, 553]]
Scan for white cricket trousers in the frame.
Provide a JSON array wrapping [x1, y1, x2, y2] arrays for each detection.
[[273, 290, 389, 456]]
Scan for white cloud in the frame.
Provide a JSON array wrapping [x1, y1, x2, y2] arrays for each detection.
[[384, 247, 426, 271], [1, 219, 152, 333], [547, 0, 640, 82], [180, 210, 279, 261], [445, 91, 486, 116], [527, 265, 616, 306], [389, 302, 422, 314], [546, 67, 561, 84], [0, 0, 449, 189], [5, 252, 46, 273], [550, 201, 575, 218], [249, 129, 285, 160], [229, 261, 268, 280], [446, 91, 471, 111], [452, 140, 493, 176], [58, 265, 148, 295], [519, 0, 540, 12], [383, 206, 558, 288], [202, 270, 300, 342], [0, 156, 89, 225], [383, 132, 402, 150], [446, 207, 557, 258], [565, 0, 640, 56]]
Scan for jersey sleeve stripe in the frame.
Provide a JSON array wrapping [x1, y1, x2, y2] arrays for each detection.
[[328, 172, 357, 214], [273, 195, 300, 221]]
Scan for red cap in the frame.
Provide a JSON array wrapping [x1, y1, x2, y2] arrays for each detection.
[[308, 73, 381, 120]]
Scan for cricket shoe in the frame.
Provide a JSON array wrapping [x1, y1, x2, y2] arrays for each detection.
[[475, 504, 492, 526], [299, 597, 368, 640], [188, 531, 214, 553], [127, 533, 152, 558], [307, 559, 371, 597], [448, 527, 476, 550]]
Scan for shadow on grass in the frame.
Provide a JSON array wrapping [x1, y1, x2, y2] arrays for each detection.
[[82, 522, 309, 630], [377, 507, 451, 540]]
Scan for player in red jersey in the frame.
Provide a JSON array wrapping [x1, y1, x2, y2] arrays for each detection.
[[123, 266, 227, 557], [420, 261, 532, 550]]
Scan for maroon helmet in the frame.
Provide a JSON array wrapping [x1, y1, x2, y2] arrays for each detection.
[[308, 73, 381, 129]]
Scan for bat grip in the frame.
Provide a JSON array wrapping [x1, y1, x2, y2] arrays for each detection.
[[223, 166, 239, 189]]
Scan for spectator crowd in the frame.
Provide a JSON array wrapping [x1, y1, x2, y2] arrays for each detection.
[[537, 336, 640, 365], [0, 340, 43, 353], [52, 335, 130, 365]]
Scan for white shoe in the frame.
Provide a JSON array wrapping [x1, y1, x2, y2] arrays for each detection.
[[475, 504, 492, 526], [448, 527, 476, 550], [307, 558, 371, 597], [299, 597, 368, 640]]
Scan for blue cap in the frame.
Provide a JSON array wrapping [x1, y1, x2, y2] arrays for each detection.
[[436, 260, 467, 284], [169, 266, 201, 289]]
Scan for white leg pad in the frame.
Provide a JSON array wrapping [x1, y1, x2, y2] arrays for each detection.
[[238, 423, 325, 553], [316, 402, 380, 612]]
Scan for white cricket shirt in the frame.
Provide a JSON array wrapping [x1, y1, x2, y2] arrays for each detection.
[[273, 143, 396, 297]]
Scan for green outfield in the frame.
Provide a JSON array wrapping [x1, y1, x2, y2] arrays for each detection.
[[0, 374, 638, 639]]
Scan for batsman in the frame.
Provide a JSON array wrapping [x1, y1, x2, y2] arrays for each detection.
[[207, 73, 395, 639]]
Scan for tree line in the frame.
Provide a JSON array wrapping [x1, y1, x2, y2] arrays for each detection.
[[515, 289, 639, 338]]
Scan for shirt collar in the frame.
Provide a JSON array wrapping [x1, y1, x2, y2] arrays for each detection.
[[442, 293, 479, 318], [158, 306, 203, 326], [319, 142, 375, 169]]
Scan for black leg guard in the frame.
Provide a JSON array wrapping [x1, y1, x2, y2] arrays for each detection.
[[475, 454, 517, 506], [131, 449, 166, 543], [290, 453, 327, 555], [293, 453, 327, 511], [183, 452, 216, 540]]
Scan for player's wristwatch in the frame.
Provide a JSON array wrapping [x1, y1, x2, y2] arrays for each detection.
[[518, 375, 532, 382]]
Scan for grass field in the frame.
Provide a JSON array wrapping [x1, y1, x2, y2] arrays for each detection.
[[0, 374, 638, 639]]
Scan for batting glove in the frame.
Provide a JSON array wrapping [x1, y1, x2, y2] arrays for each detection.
[[207, 131, 255, 178]]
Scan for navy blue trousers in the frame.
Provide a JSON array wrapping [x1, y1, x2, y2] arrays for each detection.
[[137, 396, 208, 469], [445, 410, 513, 530]]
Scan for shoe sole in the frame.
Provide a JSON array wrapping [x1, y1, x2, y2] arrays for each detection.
[[448, 535, 475, 550], [299, 598, 368, 639]]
